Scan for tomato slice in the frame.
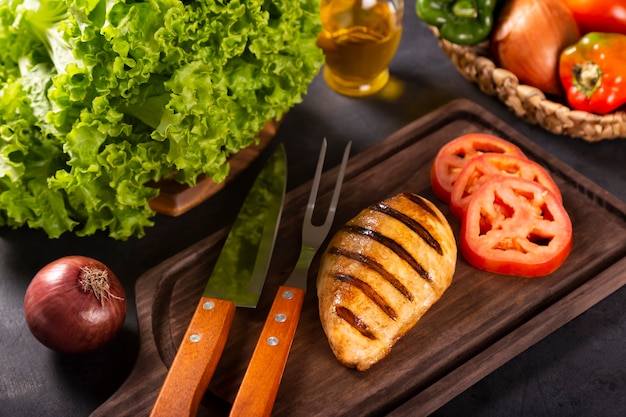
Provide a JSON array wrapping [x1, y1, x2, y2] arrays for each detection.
[[460, 177, 572, 277], [449, 153, 562, 220], [430, 133, 526, 203]]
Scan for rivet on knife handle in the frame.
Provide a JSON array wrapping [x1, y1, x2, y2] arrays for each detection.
[[230, 285, 305, 417], [150, 297, 235, 417]]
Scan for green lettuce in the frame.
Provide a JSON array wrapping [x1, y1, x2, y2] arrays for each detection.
[[0, 0, 323, 239]]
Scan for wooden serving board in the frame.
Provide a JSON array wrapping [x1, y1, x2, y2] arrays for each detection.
[[92, 99, 626, 417]]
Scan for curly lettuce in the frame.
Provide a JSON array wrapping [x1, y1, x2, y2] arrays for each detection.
[[0, 0, 323, 239]]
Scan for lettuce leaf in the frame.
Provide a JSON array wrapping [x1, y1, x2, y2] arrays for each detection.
[[0, 0, 323, 239]]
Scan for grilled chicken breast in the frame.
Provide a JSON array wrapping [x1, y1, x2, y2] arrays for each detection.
[[317, 192, 456, 371]]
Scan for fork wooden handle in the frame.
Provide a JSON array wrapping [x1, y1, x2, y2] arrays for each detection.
[[230, 285, 306, 417]]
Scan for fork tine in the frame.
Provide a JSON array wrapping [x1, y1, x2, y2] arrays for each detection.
[[321, 140, 351, 231], [303, 138, 328, 225], [304, 139, 351, 232]]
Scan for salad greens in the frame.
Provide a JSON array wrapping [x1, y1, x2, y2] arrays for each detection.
[[0, 0, 323, 239]]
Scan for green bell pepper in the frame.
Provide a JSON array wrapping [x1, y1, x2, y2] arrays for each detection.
[[416, 0, 500, 45]]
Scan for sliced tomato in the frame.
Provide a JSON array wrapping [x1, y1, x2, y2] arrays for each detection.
[[430, 133, 526, 203], [460, 177, 572, 277], [449, 154, 562, 220]]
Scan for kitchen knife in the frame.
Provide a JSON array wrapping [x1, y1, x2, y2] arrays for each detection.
[[150, 144, 287, 417]]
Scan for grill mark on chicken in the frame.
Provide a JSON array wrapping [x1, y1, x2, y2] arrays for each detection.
[[402, 192, 439, 218], [334, 306, 376, 340], [371, 202, 443, 255], [342, 225, 433, 283], [333, 273, 397, 320], [328, 247, 414, 302]]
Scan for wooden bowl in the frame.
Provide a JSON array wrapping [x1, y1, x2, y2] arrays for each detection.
[[148, 119, 279, 216]]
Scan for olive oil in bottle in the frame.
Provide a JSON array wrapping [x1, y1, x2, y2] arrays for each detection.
[[318, 0, 403, 97]]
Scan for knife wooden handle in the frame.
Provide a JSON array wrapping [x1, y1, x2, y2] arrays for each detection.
[[150, 296, 235, 417], [230, 285, 305, 417]]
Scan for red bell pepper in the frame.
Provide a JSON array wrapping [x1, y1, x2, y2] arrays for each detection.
[[560, 0, 626, 35], [559, 32, 626, 115]]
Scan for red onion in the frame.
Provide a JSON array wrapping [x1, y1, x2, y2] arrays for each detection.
[[24, 256, 126, 354]]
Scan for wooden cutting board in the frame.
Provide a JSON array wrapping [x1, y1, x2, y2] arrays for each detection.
[[91, 99, 626, 417]]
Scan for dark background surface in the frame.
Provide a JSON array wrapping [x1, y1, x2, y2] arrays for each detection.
[[1, 2, 624, 416]]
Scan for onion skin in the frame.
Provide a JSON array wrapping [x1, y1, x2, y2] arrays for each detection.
[[24, 256, 126, 354], [490, 0, 580, 95]]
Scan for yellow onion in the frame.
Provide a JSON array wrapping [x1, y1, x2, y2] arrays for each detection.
[[490, 0, 580, 95]]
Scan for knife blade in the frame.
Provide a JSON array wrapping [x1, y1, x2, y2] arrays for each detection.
[[150, 143, 287, 417]]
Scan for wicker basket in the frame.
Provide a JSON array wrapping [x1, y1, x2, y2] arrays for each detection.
[[430, 27, 626, 142]]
